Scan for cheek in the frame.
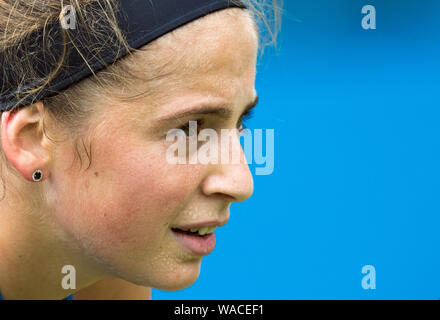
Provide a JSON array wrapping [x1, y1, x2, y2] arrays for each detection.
[[54, 135, 202, 259]]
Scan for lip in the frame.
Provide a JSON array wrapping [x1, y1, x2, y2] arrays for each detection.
[[172, 219, 228, 230], [171, 229, 216, 256], [171, 219, 228, 256]]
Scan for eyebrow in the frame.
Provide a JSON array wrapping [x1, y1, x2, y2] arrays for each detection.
[[157, 95, 259, 123]]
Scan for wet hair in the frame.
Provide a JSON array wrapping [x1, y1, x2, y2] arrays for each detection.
[[0, 0, 283, 201]]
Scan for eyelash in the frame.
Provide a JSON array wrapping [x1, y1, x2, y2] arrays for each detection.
[[239, 109, 255, 131], [178, 119, 204, 137], [177, 109, 255, 137]]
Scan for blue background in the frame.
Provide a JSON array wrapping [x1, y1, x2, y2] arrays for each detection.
[[153, 0, 440, 299]]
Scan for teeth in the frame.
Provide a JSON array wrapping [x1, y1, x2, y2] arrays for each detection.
[[208, 226, 216, 233], [184, 226, 217, 235], [199, 226, 216, 235]]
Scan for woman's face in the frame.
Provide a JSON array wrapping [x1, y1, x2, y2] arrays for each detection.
[[51, 9, 258, 290]]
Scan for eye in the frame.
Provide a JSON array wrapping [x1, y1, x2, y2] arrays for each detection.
[[178, 119, 204, 137], [237, 109, 255, 133]]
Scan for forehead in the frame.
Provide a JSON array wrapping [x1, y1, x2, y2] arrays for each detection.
[[167, 8, 258, 74], [112, 8, 259, 118]]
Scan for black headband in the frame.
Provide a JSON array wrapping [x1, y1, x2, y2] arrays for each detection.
[[0, 0, 246, 112]]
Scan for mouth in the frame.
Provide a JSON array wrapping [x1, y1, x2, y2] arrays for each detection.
[[171, 225, 219, 256]]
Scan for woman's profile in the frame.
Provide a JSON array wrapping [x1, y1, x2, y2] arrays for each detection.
[[0, 0, 281, 299]]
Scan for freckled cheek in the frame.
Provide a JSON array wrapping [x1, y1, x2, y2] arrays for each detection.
[[74, 155, 202, 251]]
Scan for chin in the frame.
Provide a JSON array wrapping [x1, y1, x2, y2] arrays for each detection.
[[154, 278, 198, 291], [128, 259, 203, 291], [157, 262, 202, 291]]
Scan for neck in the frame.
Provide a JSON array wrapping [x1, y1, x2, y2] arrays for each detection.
[[0, 203, 107, 299]]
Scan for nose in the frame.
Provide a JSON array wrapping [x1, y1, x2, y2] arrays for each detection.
[[201, 130, 254, 202]]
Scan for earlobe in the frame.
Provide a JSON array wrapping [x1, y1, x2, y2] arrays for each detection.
[[0, 103, 50, 182]]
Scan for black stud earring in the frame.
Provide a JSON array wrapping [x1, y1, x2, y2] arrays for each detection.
[[32, 169, 43, 182]]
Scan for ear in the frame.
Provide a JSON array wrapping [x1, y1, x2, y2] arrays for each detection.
[[1, 102, 52, 182]]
